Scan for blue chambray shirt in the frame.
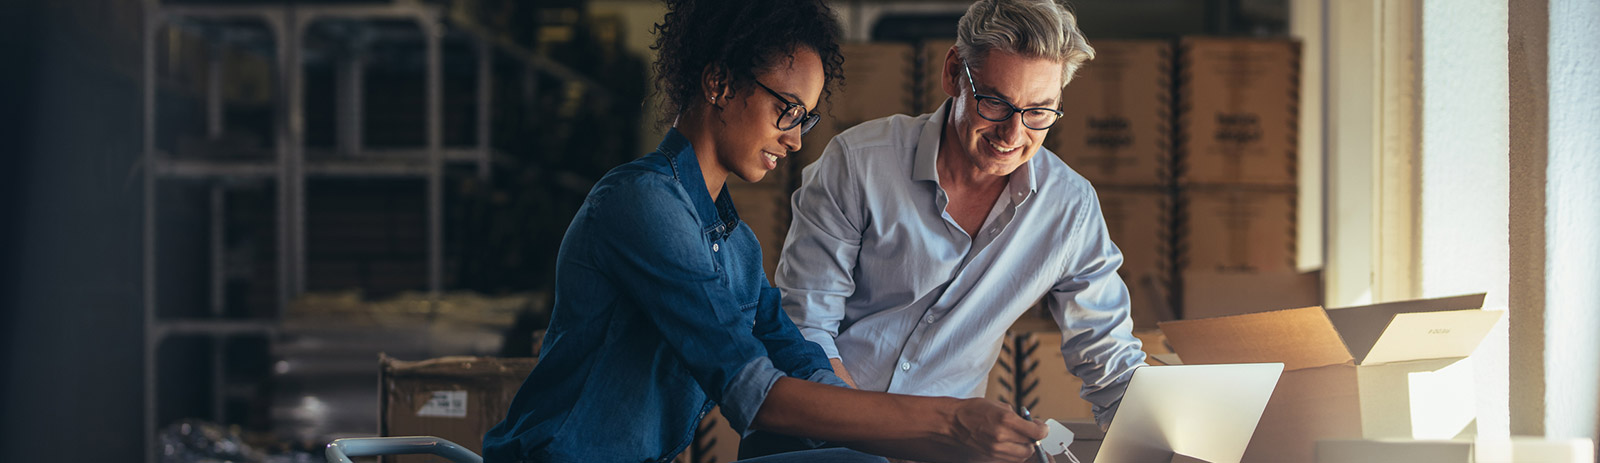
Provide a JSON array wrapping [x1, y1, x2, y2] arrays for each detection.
[[484, 129, 845, 463], [776, 100, 1146, 429]]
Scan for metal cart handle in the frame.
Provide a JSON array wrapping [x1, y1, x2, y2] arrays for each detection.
[[326, 436, 484, 463]]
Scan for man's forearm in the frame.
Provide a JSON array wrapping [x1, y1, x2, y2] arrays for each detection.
[[830, 357, 859, 389]]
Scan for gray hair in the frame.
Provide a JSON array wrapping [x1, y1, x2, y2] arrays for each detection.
[[955, 0, 1095, 87]]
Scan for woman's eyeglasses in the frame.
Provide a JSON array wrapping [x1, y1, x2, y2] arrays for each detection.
[[754, 80, 822, 135]]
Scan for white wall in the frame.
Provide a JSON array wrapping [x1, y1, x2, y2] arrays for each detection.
[[1544, 0, 1600, 441], [1419, 0, 1511, 437]]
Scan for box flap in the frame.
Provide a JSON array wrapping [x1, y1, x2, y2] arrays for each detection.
[[1159, 307, 1352, 371], [1323, 293, 1487, 364], [1359, 310, 1503, 365]]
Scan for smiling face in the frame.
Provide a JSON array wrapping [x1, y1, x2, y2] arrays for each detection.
[[940, 48, 1064, 181], [709, 46, 824, 184]]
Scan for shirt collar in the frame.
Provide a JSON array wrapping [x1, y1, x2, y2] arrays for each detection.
[[658, 128, 741, 235], [913, 98, 1039, 202]]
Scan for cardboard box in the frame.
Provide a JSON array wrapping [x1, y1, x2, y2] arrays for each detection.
[[796, 43, 917, 169], [1180, 186, 1296, 273], [1051, 40, 1175, 187], [1177, 38, 1300, 186], [725, 185, 790, 282], [1181, 270, 1321, 320], [832, 43, 917, 128], [380, 355, 538, 463], [919, 39, 958, 114], [1098, 186, 1176, 328], [1158, 294, 1502, 463], [1316, 438, 1596, 463]]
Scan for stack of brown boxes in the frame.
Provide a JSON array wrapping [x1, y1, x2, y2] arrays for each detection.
[[919, 39, 958, 114], [792, 42, 919, 170], [1041, 40, 1180, 330], [1174, 37, 1319, 319]]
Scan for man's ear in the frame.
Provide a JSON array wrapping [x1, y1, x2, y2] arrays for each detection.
[[701, 64, 730, 108], [941, 45, 962, 99]]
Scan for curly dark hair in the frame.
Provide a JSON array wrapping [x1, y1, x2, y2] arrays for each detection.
[[650, 0, 845, 125]]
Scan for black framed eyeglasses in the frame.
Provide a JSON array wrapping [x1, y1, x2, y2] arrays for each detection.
[[754, 80, 821, 135], [962, 61, 1063, 130]]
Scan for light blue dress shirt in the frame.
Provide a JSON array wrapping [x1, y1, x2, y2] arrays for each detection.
[[776, 100, 1146, 427]]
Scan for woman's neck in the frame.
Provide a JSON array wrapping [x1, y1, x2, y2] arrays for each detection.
[[672, 109, 729, 201]]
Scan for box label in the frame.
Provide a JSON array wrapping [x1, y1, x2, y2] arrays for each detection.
[[417, 390, 469, 418]]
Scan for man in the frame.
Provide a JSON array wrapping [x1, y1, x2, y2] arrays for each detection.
[[760, 0, 1146, 453]]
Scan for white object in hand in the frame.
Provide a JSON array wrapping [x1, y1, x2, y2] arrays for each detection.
[[1040, 419, 1074, 456]]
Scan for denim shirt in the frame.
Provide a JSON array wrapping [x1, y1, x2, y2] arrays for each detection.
[[482, 129, 845, 463]]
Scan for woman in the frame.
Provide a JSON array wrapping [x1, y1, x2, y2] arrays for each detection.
[[482, 1, 1044, 462]]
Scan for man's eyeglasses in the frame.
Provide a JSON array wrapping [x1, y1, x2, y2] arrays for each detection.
[[963, 61, 1063, 130], [754, 80, 821, 135]]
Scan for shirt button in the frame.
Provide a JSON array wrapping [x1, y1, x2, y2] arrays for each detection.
[[900, 362, 911, 371], [924, 314, 937, 323], [712, 243, 719, 252]]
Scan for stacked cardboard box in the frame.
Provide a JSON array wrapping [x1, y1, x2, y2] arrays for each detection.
[[1050, 40, 1175, 187], [919, 39, 958, 114], [380, 355, 538, 463], [794, 43, 918, 170], [1176, 38, 1301, 187], [1159, 293, 1501, 463], [1174, 37, 1310, 319], [1098, 186, 1178, 328], [1041, 40, 1180, 330]]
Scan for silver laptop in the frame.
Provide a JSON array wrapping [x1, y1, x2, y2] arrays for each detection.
[[1090, 363, 1283, 463]]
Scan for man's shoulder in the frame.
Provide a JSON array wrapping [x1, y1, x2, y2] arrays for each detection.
[[1031, 146, 1096, 198], [832, 112, 931, 153]]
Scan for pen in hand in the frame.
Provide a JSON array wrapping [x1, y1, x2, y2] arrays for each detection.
[[1018, 406, 1050, 463]]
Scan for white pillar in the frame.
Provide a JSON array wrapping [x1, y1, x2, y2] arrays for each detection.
[[1544, 0, 1600, 443]]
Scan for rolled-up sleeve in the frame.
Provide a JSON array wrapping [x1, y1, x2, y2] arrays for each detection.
[[590, 176, 788, 434], [1045, 186, 1147, 429], [775, 136, 865, 359], [751, 285, 837, 380]]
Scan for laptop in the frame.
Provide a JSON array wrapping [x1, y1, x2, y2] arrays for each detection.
[[1065, 363, 1284, 463]]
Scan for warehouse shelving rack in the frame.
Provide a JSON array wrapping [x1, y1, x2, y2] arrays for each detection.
[[140, 2, 614, 461]]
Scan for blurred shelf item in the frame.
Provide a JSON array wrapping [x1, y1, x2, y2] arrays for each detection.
[[155, 319, 279, 337]]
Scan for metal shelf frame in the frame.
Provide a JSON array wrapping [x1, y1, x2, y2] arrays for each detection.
[[138, 3, 538, 461]]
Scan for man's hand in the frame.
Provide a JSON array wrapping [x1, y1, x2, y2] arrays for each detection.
[[829, 357, 859, 389], [945, 398, 1048, 462]]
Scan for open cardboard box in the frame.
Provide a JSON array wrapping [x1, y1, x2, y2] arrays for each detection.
[[1157, 294, 1502, 463]]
